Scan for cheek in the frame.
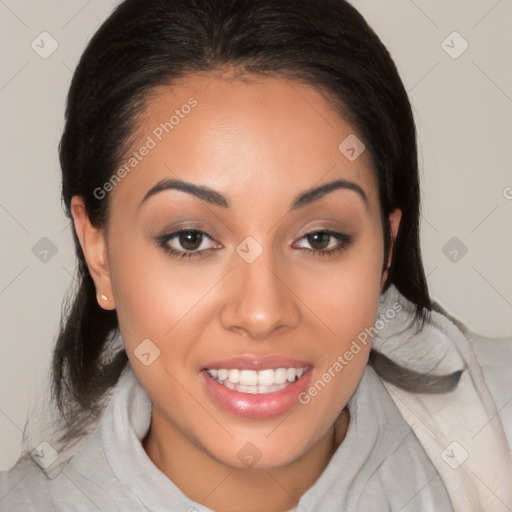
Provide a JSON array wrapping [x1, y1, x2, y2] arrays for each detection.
[[108, 243, 220, 399], [296, 231, 383, 417], [303, 231, 384, 335], [306, 263, 380, 385], [108, 229, 221, 341]]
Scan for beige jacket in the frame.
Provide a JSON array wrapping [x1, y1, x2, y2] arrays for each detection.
[[373, 285, 512, 512]]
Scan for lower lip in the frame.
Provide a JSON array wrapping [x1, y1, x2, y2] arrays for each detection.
[[201, 370, 313, 419]]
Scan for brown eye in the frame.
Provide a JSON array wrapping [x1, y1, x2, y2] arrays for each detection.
[[158, 229, 219, 259], [306, 232, 331, 250], [293, 229, 353, 257], [179, 231, 204, 251]]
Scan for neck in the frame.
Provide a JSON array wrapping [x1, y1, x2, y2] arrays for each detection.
[[142, 408, 350, 512]]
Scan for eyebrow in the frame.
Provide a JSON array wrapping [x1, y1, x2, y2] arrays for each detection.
[[140, 179, 229, 209], [139, 178, 368, 210], [290, 179, 368, 210]]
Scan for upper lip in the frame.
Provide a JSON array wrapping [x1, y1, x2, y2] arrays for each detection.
[[202, 354, 313, 371]]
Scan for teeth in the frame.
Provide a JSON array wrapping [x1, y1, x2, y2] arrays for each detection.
[[217, 369, 228, 381], [237, 384, 259, 394], [274, 368, 288, 384], [239, 370, 258, 386], [258, 369, 274, 386], [206, 367, 307, 393], [228, 369, 239, 384], [223, 379, 236, 391]]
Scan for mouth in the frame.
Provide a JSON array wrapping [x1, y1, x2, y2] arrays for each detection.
[[200, 355, 313, 419]]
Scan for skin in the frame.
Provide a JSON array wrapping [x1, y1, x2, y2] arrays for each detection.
[[71, 71, 401, 512]]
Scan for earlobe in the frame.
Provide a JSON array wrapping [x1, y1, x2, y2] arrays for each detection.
[[381, 208, 402, 287], [70, 196, 116, 310]]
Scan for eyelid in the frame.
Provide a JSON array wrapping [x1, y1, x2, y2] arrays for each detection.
[[293, 229, 353, 251], [161, 228, 219, 248], [157, 228, 221, 260], [159, 219, 221, 238]]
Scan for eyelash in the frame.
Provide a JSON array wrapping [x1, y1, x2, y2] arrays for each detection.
[[157, 228, 353, 260]]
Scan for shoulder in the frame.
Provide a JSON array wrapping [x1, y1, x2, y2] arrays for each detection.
[[0, 454, 55, 511], [378, 290, 512, 511], [0, 444, 120, 512], [436, 303, 512, 447], [364, 431, 454, 512]]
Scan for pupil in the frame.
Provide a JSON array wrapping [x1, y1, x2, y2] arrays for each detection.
[[180, 231, 202, 250], [308, 232, 330, 250]]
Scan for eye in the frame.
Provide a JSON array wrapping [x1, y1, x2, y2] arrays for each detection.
[[157, 228, 352, 260], [158, 229, 219, 259], [293, 230, 352, 257]]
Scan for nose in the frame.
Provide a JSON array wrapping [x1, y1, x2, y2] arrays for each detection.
[[219, 249, 301, 340]]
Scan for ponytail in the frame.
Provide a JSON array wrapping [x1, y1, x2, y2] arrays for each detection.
[[50, 268, 127, 448]]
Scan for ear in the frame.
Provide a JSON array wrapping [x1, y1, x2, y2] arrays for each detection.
[[70, 196, 116, 310], [381, 208, 402, 287]]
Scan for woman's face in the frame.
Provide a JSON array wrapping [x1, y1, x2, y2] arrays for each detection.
[[76, 72, 400, 469]]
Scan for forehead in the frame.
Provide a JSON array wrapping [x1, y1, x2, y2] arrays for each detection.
[[109, 72, 379, 214]]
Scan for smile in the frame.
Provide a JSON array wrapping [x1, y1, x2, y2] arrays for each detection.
[[206, 367, 307, 394], [201, 356, 313, 419]]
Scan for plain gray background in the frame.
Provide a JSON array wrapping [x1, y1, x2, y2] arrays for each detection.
[[1, 0, 511, 469]]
